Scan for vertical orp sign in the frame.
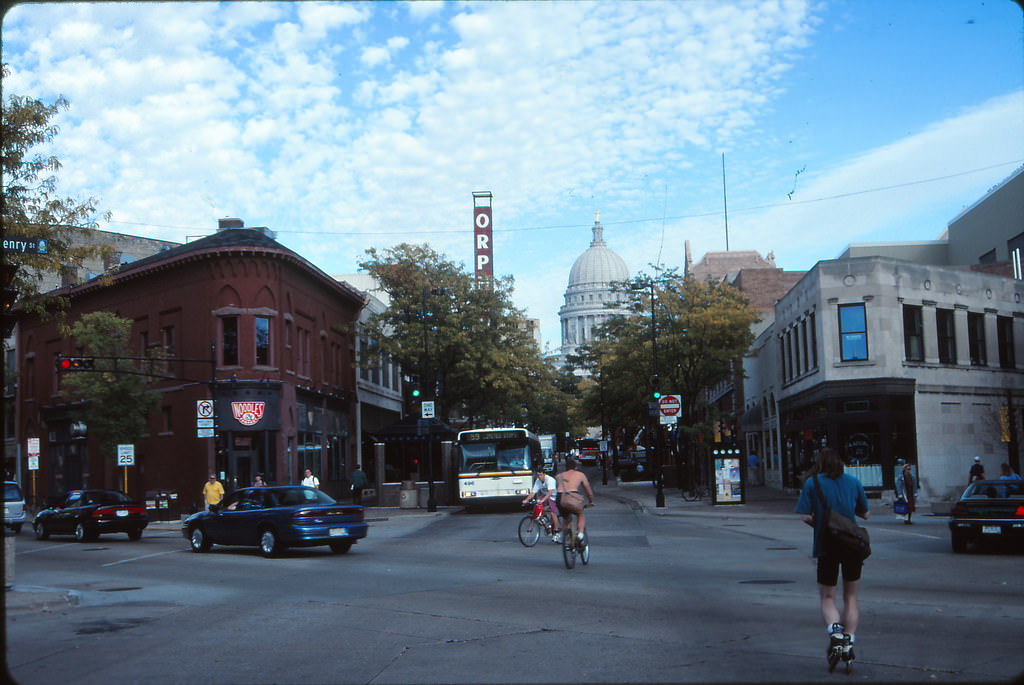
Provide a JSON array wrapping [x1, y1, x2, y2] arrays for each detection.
[[473, 191, 493, 285]]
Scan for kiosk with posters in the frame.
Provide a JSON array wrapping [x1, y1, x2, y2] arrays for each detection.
[[712, 448, 745, 505]]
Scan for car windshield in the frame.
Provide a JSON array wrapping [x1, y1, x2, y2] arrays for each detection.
[[270, 487, 337, 507], [5, 482, 23, 501], [963, 481, 1024, 499]]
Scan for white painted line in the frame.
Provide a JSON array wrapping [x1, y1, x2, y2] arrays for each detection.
[[101, 549, 184, 567]]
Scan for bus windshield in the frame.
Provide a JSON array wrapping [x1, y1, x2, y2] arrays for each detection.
[[459, 441, 532, 472]]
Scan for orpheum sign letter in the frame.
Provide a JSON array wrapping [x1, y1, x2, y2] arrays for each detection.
[[473, 191, 494, 282]]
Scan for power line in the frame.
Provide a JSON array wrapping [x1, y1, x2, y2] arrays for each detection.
[[105, 158, 1023, 238]]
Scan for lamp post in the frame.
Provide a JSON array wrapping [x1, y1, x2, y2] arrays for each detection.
[[420, 287, 446, 513], [635, 280, 665, 508]]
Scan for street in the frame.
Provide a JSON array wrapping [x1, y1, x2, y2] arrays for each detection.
[[5, 476, 1022, 684]]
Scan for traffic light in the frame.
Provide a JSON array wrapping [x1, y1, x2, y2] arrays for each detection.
[[651, 373, 661, 400], [55, 356, 96, 371]]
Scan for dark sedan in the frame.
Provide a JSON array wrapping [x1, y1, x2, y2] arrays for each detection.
[[33, 489, 148, 542], [948, 479, 1024, 553], [182, 486, 368, 557]]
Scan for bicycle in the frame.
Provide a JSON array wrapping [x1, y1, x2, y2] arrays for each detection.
[[561, 506, 591, 569], [518, 498, 556, 547], [682, 480, 710, 502]]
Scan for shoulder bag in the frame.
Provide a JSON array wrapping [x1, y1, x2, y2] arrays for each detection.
[[813, 475, 871, 561]]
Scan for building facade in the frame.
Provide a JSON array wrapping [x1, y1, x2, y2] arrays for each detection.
[[15, 220, 366, 511]]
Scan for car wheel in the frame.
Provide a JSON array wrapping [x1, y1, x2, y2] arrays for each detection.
[[34, 522, 49, 540], [189, 526, 212, 553], [127, 528, 143, 541], [329, 540, 352, 554], [259, 528, 282, 557], [74, 522, 95, 543], [951, 532, 968, 554]]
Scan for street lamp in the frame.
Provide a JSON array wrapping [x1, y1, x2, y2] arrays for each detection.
[[420, 287, 447, 512], [634, 279, 666, 508]]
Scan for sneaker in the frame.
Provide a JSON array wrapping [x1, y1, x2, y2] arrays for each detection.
[[577, 531, 585, 541], [552, 532, 562, 543]]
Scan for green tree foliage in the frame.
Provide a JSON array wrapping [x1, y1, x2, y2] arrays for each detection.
[[574, 269, 759, 436], [359, 244, 569, 430], [1, 64, 112, 320], [59, 312, 159, 461]]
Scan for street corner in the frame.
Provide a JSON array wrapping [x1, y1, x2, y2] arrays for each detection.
[[5, 585, 80, 615]]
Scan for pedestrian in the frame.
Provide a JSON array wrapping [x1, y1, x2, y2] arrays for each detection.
[[202, 473, 224, 511], [969, 456, 985, 483], [894, 460, 916, 524], [349, 464, 368, 505], [252, 474, 267, 487], [301, 468, 320, 489], [998, 463, 1022, 496], [795, 448, 870, 671]]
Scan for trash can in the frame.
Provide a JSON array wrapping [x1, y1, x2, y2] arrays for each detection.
[[399, 480, 417, 509]]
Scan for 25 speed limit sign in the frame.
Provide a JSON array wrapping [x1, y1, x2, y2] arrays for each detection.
[[117, 444, 135, 466]]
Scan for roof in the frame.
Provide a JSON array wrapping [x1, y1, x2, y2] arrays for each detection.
[[568, 218, 629, 288]]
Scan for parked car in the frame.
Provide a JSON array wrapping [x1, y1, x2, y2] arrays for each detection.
[[948, 479, 1024, 553], [182, 485, 368, 557], [616, 449, 648, 482], [33, 489, 148, 542], [5, 481, 27, 534]]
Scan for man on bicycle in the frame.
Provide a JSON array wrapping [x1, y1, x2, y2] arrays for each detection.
[[556, 458, 594, 542], [522, 464, 561, 540]]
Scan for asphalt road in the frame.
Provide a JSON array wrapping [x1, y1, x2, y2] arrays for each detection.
[[4, 479, 1023, 684]]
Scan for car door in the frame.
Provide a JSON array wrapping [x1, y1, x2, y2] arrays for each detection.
[[51, 492, 84, 534], [209, 489, 265, 546]]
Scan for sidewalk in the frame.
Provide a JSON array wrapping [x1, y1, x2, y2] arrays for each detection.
[[599, 477, 800, 519]]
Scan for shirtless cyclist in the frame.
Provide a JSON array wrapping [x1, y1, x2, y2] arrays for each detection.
[[555, 458, 594, 542]]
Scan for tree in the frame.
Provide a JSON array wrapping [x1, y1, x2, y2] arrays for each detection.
[[1, 64, 112, 323], [574, 268, 759, 469], [59, 312, 159, 464], [358, 243, 557, 428]]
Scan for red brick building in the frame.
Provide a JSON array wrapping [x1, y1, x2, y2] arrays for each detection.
[[15, 221, 366, 512]]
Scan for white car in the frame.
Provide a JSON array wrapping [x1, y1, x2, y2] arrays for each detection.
[[5, 481, 27, 534]]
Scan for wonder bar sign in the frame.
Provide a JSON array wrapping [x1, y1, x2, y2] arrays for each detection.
[[473, 191, 493, 283]]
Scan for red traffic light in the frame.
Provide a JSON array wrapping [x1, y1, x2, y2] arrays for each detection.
[[55, 356, 95, 371]]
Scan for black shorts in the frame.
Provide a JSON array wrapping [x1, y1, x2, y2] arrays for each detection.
[[816, 553, 863, 586]]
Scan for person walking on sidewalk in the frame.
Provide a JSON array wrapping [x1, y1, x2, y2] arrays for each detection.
[[795, 448, 870, 669], [349, 464, 369, 505], [894, 461, 916, 524], [202, 473, 224, 511], [301, 468, 320, 489]]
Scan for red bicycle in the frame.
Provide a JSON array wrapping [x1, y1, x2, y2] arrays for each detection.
[[518, 498, 555, 547]]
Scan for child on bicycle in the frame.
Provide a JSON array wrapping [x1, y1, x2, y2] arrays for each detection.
[[556, 458, 594, 541], [522, 464, 560, 540]]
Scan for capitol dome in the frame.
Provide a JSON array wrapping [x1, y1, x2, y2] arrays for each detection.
[[568, 221, 629, 288], [556, 214, 631, 368]]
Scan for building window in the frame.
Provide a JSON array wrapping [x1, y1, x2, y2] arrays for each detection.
[[998, 316, 1015, 369], [838, 303, 868, 362], [903, 305, 924, 362], [936, 309, 956, 364], [161, 325, 175, 356], [222, 317, 239, 366], [810, 311, 818, 369], [967, 312, 986, 366], [256, 316, 271, 366]]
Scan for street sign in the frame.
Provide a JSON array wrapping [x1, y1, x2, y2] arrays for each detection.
[[197, 428, 215, 438], [658, 394, 682, 417], [421, 400, 436, 419], [197, 418, 214, 429], [116, 444, 135, 466], [196, 399, 214, 419], [2, 238, 48, 255]]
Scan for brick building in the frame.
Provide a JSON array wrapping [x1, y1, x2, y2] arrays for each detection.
[[15, 220, 366, 511]]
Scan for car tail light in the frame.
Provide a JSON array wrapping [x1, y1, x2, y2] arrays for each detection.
[[1016, 506, 1024, 517], [950, 504, 970, 518]]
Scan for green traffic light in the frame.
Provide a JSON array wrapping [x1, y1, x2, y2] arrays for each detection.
[[411, 388, 421, 398], [653, 391, 662, 399]]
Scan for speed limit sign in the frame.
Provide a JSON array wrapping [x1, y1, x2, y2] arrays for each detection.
[[117, 444, 135, 466]]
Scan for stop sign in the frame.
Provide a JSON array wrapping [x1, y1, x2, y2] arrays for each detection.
[[658, 394, 681, 417]]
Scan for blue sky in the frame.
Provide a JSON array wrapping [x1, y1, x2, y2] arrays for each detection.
[[3, 1, 1023, 352]]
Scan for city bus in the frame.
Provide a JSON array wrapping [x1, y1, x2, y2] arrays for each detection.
[[456, 428, 541, 508]]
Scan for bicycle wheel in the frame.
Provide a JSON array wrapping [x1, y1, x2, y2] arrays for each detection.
[[580, 532, 590, 565], [518, 516, 541, 547], [682, 485, 703, 501], [562, 534, 576, 568]]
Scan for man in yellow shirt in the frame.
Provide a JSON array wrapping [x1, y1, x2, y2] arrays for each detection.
[[203, 473, 224, 511]]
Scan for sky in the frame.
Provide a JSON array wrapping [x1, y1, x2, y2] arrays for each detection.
[[3, 0, 1023, 353]]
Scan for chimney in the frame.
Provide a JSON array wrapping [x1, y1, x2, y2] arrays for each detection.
[[218, 218, 244, 231]]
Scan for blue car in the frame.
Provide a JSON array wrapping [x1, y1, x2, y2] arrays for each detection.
[[182, 486, 367, 557]]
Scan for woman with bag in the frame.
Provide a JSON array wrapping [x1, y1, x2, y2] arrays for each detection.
[[894, 460, 916, 524], [795, 448, 870, 672]]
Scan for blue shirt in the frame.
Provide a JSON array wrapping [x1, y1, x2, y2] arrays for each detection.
[[795, 473, 869, 557]]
